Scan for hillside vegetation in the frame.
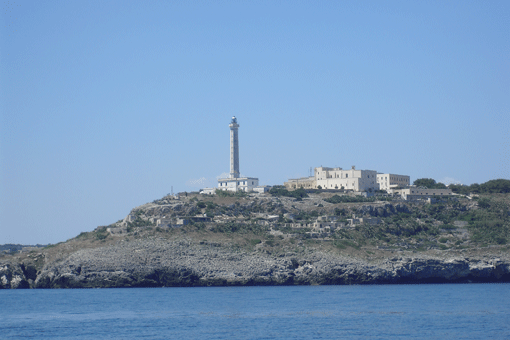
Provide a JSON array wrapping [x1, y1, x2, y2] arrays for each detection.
[[31, 190, 510, 261]]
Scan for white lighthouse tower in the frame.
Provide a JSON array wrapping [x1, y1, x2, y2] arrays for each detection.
[[217, 116, 259, 192], [229, 116, 240, 178]]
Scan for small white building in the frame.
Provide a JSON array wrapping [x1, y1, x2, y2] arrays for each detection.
[[253, 185, 271, 193], [393, 186, 453, 201], [218, 177, 260, 192], [199, 188, 216, 195]]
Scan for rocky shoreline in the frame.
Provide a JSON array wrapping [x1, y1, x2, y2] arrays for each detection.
[[1, 238, 509, 289]]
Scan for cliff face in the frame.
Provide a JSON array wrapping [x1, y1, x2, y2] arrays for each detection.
[[2, 238, 508, 289], [2, 192, 509, 289], [0, 261, 36, 289]]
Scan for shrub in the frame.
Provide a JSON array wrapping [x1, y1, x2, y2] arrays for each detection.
[[250, 239, 262, 246], [477, 198, 491, 209], [95, 228, 108, 240], [269, 186, 308, 199], [324, 195, 379, 204]]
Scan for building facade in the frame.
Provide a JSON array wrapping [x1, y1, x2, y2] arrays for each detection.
[[284, 166, 411, 193], [284, 176, 316, 190], [315, 166, 379, 192], [376, 173, 410, 190], [218, 177, 259, 192], [393, 187, 453, 200], [284, 166, 380, 192]]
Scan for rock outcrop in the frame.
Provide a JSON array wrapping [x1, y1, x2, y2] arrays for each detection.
[[2, 239, 508, 289], [0, 261, 36, 289]]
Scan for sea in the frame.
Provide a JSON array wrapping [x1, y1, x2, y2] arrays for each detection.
[[1, 284, 509, 339]]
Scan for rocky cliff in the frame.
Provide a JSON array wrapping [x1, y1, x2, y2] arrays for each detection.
[[2, 237, 509, 289]]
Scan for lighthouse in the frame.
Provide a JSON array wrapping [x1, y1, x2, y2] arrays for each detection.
[[217, 117, 259, 192], [229, 116, 240, 178]]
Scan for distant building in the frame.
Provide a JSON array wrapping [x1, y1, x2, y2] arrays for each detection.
[[376, 173, 410, 191], [315, 166, 378, 191], [200, 188, 216, 195], [284, 176, 316, 190], [392, 186, 453, 201], [285, 165, 411, 193], [218, 177, 259, 192], [253, 185, 271, 193], [285, 166, 379, 192]]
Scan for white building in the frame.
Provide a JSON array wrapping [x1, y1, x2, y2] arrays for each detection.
[[285, 166, 411, 193], [376, 173, 410, 191], [199, 188, 216, 195], [315, 166, 379, 192], [392, 186, 453, 201], [218, 177, 259, 192], [253, 185, 271, 193]]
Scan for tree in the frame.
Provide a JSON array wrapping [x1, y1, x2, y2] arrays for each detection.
[[435, 182, 447, 189], [413, 178, 437, 188], [413, 178, 447, 189], [269, 185, 308, 199], [480, 179, 510, 193]]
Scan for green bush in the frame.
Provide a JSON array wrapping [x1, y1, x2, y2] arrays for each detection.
[[324, 195, 385, 204], [215, 189, 234, 197], [250, 239, 262, 246], [269, 186, 309, 199], [95, 227, 108, 240]]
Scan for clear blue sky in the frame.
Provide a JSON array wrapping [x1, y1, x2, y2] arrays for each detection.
[[1, 1, 509, 245]]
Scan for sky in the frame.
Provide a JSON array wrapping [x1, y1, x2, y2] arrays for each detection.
[[1, 1, 509, 245]]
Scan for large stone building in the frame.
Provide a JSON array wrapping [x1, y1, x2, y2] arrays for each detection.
[[217, 117, 259, 192], [315, 166, 378, 192], [285, 166, 410, 193]]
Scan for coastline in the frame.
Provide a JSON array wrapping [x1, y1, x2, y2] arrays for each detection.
[[2, 238, 509, 289]]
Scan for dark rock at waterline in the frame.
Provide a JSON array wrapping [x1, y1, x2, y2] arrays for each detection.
[[2, 239, 509, 289]]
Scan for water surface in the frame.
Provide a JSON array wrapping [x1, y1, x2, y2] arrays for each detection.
[[1, 284, 509, 339]]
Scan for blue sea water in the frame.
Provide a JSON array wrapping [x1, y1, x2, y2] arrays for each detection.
[[1, 284, 509, 339]]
